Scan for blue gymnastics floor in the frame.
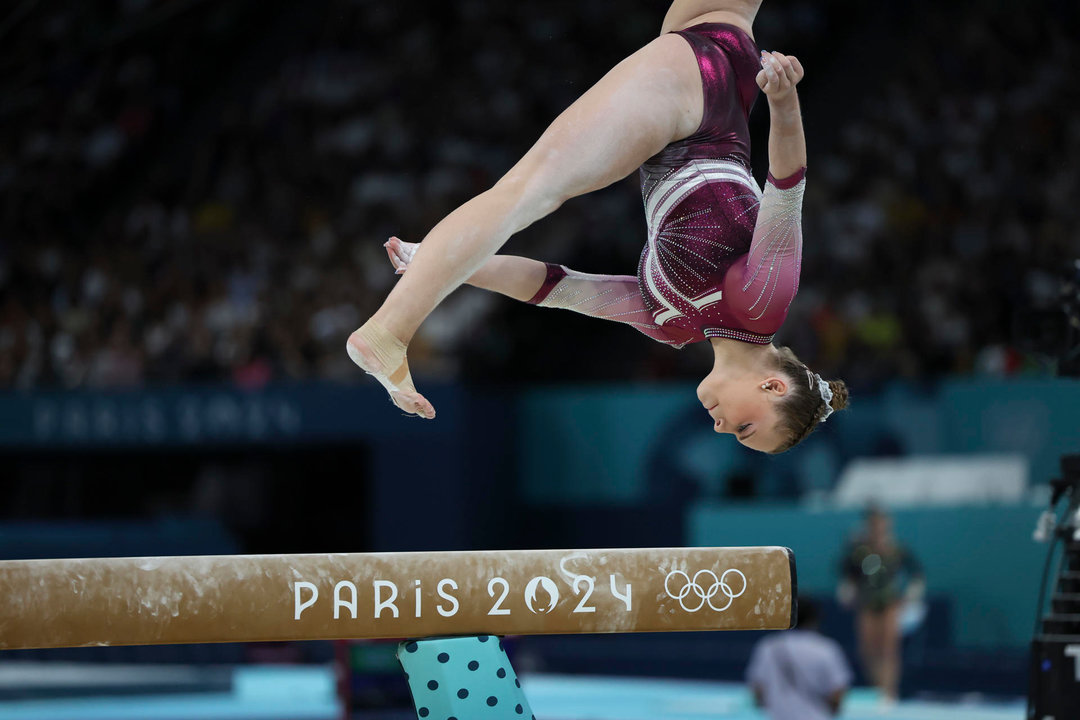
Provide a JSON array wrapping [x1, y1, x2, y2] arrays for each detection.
[[0, 666, 338, 720], [0, 666, 1025, 720], [522, 675, 1025, 720]]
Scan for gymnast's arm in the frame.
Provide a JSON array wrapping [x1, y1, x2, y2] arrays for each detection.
[[724, 51, 807, 327], [760, 52, 806, 179]]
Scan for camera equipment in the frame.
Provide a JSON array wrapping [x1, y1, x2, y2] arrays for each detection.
[[1017, 260, 1080, 377], [1028, 454, 1080, 719]]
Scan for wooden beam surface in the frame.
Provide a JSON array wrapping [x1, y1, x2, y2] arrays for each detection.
[[0, 546, 795, 649]]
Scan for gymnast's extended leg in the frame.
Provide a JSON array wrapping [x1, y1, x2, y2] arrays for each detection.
[[348, 0, 763, 417], [384, 237, 675, 344]]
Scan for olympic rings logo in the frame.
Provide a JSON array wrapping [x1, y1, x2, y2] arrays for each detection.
[[663, 568, 747, 613]]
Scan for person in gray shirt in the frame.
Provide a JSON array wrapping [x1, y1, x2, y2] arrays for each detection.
[[747, 598, 852, 720]]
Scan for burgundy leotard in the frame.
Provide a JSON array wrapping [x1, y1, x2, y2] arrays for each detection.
[[528, 23, 806, 348]]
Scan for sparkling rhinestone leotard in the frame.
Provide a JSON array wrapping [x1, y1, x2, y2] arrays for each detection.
[[527, 23, 806, 348]]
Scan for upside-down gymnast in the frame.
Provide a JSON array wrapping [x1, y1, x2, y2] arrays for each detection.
[[348, 0, 849, 453]]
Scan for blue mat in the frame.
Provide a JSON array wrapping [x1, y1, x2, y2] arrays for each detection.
[[0, 667, 1025, 720]]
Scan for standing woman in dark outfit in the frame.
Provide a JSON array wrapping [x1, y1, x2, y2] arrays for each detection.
[[837, 507, 926, 703]]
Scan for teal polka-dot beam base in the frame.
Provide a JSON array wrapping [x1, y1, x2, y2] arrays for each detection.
[[397, 635, 533, 720]]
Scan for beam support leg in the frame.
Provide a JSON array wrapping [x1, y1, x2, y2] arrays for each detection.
[[397, 635, 533, 720]]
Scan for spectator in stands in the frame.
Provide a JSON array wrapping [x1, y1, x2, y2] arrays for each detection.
[[837, 506, 924, 703], [746, 597, 851, 720]]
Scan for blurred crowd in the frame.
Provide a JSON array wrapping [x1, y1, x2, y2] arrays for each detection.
[[0, 0, 1076, 391], [791, 2, 1079, 388]]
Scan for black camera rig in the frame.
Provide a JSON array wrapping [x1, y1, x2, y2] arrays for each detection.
[[1028, 454, 1080, 719]]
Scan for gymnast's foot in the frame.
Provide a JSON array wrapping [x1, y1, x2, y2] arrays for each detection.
[[347, 320, 436, 419]]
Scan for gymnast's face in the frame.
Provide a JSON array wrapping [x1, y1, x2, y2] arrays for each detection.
[[696, 371, 790, 453]]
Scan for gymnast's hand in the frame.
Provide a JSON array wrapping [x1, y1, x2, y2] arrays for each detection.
[[756, 50, 804, 102], [384, 236, 418, 275]]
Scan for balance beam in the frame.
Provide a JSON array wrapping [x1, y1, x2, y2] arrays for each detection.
[[0, 546, 795, 650]]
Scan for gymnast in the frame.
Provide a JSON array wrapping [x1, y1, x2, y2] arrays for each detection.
[[348, 0, 848, 453]]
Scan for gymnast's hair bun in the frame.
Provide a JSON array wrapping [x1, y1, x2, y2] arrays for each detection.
[[826, 379, 849, 412]]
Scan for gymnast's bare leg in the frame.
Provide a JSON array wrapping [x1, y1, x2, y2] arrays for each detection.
[[348, 0, 764, 417]]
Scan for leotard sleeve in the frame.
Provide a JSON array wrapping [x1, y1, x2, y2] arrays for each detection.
[[723, 168, 806, 331], [527, 264, 682, 346]]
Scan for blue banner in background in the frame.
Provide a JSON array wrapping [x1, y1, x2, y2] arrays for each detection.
[[2, 379, 1077, 489], [0, 383, 464, 447], [23, 390, 301, 445]]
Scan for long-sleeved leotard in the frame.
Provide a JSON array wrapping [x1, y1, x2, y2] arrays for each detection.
[[527, 23, 805, 349]]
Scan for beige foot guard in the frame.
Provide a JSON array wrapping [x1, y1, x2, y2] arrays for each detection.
[[347, 320, 435, 419]]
